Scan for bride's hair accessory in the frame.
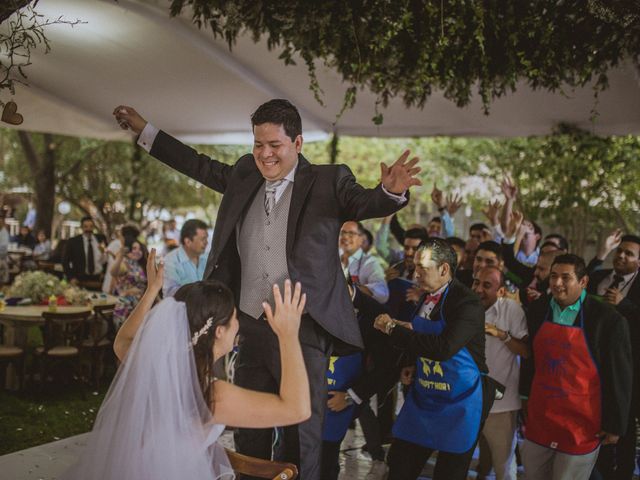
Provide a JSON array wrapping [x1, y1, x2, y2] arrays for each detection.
[[191, 317, 214, 346]]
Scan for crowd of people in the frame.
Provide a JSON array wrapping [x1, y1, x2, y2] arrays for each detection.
[[53, 99, 637, 480], [326, 178, 638, 480]]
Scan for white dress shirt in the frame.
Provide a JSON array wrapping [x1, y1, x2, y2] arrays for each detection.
[[484, 297, 528, 413], [83, 234, 104, 275], [597, 269, 638, 297]]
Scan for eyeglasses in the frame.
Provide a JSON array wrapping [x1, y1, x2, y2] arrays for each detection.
[[340, 230, 361, 238]]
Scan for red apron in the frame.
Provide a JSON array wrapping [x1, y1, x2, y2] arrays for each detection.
[[526, 301, 601, 454]]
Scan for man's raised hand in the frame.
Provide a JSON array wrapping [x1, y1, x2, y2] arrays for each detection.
[[112, 105, 147, 135], [501, 176, 518, 202], [381, 150, 422, 195], [598, 228, 623, 260]]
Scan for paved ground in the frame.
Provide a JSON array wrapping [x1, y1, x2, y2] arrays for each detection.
[[0, 424, 637, 480]]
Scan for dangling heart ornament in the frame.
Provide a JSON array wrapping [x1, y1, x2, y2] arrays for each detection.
[[2, 101, 24, 125]]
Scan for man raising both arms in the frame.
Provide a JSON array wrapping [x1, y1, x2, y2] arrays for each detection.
[[113, 100, 421, 480]]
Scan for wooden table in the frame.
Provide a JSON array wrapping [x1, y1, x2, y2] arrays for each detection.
[[0, 294, 117, 389], [0, 295, 117, 331]]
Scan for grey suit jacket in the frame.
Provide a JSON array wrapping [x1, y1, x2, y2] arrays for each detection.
[[149, 130, 408, 347]]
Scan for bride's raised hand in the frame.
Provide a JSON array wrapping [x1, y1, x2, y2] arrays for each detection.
[[262, 280, 306, 339], [146, 248, 164, 296]]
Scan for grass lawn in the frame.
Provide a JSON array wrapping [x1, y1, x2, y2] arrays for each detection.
[[0, 381, 111, 455]]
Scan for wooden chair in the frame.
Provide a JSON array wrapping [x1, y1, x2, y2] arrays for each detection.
[[224, 449, 298, 480], [7, 251, 25, 281], [0, 344, 26, 390], [78, 278, 104, 291], [35, 311, 92, 391], [82, 305, 115, 388]]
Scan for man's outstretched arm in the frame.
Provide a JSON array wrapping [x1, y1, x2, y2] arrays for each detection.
[[113, 105, 232, 193]]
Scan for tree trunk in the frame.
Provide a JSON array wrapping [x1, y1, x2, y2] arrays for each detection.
[[128, 139, 142, 221], [17, 131, 56, 237]]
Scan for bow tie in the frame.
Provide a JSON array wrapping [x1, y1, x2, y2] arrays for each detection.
[[423, 293, 442, 305]]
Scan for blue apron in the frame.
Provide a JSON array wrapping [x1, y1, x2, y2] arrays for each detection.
[[386, 277, 418, 322], [322, 352, 363, 442], [392, 286, 483, 453]]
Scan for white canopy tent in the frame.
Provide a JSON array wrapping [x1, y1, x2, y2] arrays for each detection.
[[4, 0, 640, 144]]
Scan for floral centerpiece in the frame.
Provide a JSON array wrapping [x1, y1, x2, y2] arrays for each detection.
[[8, 272, 92, 305], [8, 271, 64, 304]]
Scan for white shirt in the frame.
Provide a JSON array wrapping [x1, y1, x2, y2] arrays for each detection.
[[102, 239, 121, 292], [597, 269, 638, 297], [417, 282, 449, 319], [484, 297, 528, 413], [83, 234, 104, 275], [343, 248, 389, 304], [0, 227, 9, 258]]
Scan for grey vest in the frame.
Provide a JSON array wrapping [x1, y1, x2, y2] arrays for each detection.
[[237, 182, 293, 318]]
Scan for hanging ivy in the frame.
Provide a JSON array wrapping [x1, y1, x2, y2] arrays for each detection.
[[169, 0, 640, 123]]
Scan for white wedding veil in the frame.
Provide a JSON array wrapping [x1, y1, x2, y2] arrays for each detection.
[[61, 297, 234, 480]]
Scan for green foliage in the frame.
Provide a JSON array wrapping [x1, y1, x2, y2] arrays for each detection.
[[170, 0, 640, 120], [0, 3, 83, 106], [2, 126, 637, 253], [0, 129, 228, 233], [479, 126, 640, 252]]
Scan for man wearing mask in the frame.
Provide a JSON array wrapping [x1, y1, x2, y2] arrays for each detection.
[[520, 255, 632, 480]]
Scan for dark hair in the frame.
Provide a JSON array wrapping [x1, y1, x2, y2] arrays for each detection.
[[124, 236, 148, 272], [121, 225, 140, 240], [180, 219, 209, 244], [80, 216, 93, 225], [445, 236, 466, 250], [620, 234, 640, 249], [417, 238, 458, 273], [532, 221, 542, 246], [251, 99, 302, 141], [362, 228, 373, 247], [540, 240, 560, 253], [405, 227, 429, 243], [477, 240, 503, 261], [544, 233, 569, 252], [429, 216, 442, 224], [551, 254, 587, 280], [470, 222, 489, 232], [347, 221, 366, 236], [174, 280, 235, 401]]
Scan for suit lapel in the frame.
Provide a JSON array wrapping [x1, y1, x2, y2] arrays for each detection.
[[210, 166, 263, 265], [286, 155, 317, 255]]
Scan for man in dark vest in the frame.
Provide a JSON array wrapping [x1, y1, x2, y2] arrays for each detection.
[[374, 238, 495, 480], [113, 100, 421, 479]]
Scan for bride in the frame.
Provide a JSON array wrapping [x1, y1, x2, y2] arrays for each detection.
[[61, 249, 310, 479]]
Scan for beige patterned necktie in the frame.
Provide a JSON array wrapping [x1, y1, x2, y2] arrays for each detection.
[[264, 180, 284, 216]]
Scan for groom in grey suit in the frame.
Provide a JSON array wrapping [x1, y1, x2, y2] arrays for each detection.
[[114, 100, 421, 479]]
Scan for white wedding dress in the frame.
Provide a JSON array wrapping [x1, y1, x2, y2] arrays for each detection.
[[60, 298, 234, 480]]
